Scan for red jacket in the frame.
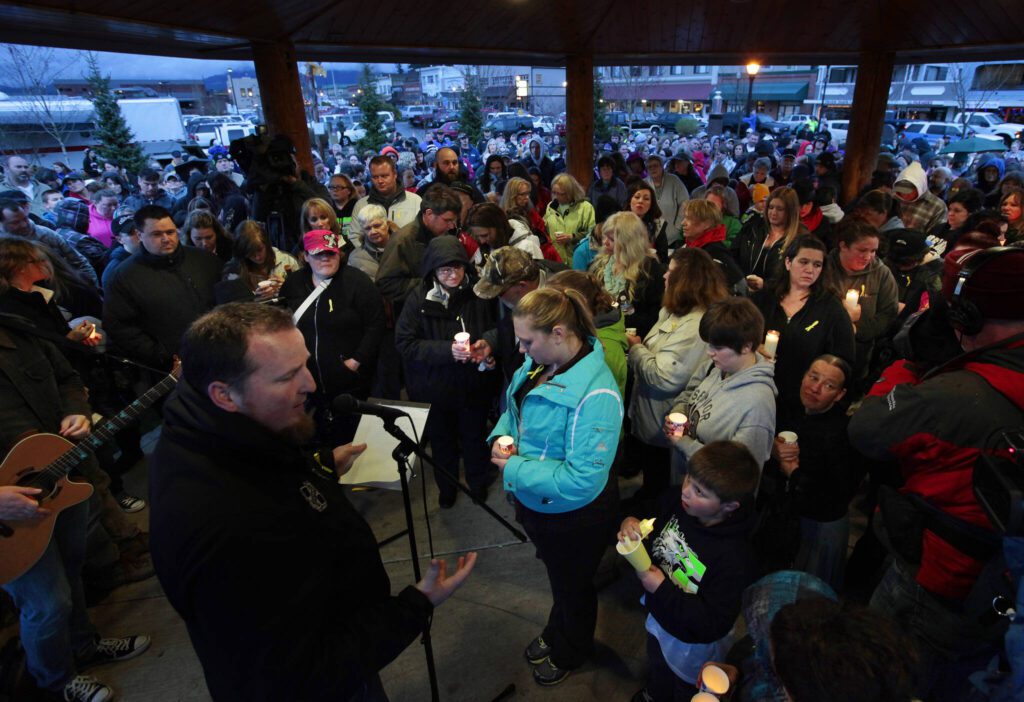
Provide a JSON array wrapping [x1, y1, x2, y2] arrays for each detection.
[[849, 338, 1024, 599]]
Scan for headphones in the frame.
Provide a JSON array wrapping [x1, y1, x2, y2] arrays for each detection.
[[948, 246, 1017, 335]]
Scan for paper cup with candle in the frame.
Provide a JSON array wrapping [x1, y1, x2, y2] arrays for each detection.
[[691, 693, 719, 702], [496, 435, 515, 456], [764, 330, 780, 358], [625, 327, 637, 337], [844, 288, 860, 309], [700, 664, 730, 695], [454, 331, 471, 353], [667, 412, 688, 438], [778, 431, 798, 445]]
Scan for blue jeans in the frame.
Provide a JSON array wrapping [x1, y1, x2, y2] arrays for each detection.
[[870, 558, 1000, 702], [2, 501, 97, 692], [793, 515, 849, 593]]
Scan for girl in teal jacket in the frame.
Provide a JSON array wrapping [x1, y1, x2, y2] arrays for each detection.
[[488, 287, 623, 686]]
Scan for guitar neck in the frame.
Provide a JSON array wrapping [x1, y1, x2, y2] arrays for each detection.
[[52, 372, 178, 477]]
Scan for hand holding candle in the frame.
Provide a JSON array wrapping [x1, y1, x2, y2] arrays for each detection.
[[844, 288, 860, 310], [763, 330, 780, 359]]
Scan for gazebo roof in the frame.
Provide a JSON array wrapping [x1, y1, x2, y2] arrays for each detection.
[[3, 0, 1024, 65]]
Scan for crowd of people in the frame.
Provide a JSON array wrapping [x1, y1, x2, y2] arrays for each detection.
[[1, 110, 1023, 702]]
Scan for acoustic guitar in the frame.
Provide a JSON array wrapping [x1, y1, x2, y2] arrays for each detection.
[[0, 363, 179, 585]]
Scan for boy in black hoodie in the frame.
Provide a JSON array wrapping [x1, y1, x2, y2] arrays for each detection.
[[620, 441, 760, 702]]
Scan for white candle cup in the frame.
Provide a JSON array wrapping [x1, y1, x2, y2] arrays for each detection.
[[257, 279, 274, 289], [625, 327, 638, 337], [700, 664, 731, 695], [496, 435, 515, 456], [764, 330, 780, 358], [667, 412, 688, 438], [454, 331, 471, 352], [778, 431, 798, 445], [691, 693, 719, 702], [845, 289, 860, 307]]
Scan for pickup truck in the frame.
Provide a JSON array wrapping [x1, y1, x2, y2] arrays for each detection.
[[952, 112, 1022, 146]]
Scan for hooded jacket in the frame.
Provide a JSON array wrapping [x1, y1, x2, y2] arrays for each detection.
[[895, 161, 948, 233], [394, 236, 499, 407], [670, 357, 778, 470], [520, 137, 555, 187], [3, 220, 99, 289], [628, 308, 710, 446], [594, 307, 627, 398], [690, 164, 740, 216], [849, 338, 1024, 600], [974, 154, 1004, 196], [830, 251, 899, 347], [646, 173, 690, 241], [489, 338, 623, 514], [543, 198, 596, 264], [586, 176, 628, 210]]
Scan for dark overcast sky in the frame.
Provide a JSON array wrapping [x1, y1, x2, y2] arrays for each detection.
[[2, 43, 386, 80]]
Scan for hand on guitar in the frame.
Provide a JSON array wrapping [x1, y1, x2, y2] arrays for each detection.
[[58, 414, 91, 440], [0, 486, 51, 521]]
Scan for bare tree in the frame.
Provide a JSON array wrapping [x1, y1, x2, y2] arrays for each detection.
[[950, 62, 1012, 138], [0, 44, 87, 162], [615, 66, 656, 128]]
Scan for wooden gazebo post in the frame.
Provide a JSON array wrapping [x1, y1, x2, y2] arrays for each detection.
[[840, 51, 894, 205], [565, 53, 595, 189], [252, 40, 315, 176]]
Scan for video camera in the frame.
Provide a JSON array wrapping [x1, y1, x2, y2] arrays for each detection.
[[229, 127, 298, 189]]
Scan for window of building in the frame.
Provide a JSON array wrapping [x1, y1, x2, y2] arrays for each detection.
[[694, 65, 710, 74], [653, 65, 666, 76], [972, 63, 1024, 90], [671, 66, 684, 76], [922, 66, 948, 81], [629, 66, 643, 77], [829, 67, 857, 83]]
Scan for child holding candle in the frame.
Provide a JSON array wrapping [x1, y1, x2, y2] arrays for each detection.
[[618, 441, 760, 702]]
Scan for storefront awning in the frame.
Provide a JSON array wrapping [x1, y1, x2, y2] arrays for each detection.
[[711, 81, 809, 102]]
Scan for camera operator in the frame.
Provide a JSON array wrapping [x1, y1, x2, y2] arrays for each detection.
[[238, 134, 332, 256], [849, 245, 1024, 701]]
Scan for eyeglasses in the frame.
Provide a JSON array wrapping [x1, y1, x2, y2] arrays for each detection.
[[436, 266, 462, 277], [329, 185, 351, 191]]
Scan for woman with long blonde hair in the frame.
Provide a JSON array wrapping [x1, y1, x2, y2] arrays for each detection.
[[590, 211, 665, 337]]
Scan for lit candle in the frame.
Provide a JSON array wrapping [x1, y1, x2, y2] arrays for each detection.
[[764, 330, 780, 358], [845, 289, 860, 308]]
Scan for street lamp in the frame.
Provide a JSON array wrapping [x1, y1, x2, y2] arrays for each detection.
[[744, 62, 760, 117], [226, 68, 235, 114]]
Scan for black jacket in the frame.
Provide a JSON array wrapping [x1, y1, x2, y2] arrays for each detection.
[[150, 378, 432, 702], [103, 244, 223, 370], [281, 265, 386, 401], [731, 216, 785, 282], [394, 236, 499, 407], [752, 290, 856, 424]]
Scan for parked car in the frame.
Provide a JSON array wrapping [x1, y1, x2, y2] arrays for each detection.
[[720, 112, 790, 137], [902, 121, 1003, 147], [484, 115, 535, 137], [533, 116, 556, 134], [427, 109, 459, 128], [781, 113, 815, 126], [952, 112, 1022, 146], [437, 120, 461, 140], [825, 119, 849, 145]]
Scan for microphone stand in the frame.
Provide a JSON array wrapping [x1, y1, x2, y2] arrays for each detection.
[[378, 416, 525, 702]]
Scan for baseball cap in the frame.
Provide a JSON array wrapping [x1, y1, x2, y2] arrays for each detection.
[[303, 229, 340, 255], [473, 247, 538, 299], [113, 213, 138, 236], [887, 228, 929, 262]]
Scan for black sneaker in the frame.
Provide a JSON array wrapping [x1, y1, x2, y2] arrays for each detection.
[[524, 635, 551, 665], [115, 492, 146, 513], [438, 492, 457, 509], [532, 658, 571, 686], [77, 635, 151, 670], [62, 675, 112, 702]]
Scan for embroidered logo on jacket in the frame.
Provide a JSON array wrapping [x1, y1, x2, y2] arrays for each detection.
[[300, 480, 328, 512]]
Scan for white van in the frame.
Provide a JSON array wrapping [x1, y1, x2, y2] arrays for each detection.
[[403, 105, 433, 118]]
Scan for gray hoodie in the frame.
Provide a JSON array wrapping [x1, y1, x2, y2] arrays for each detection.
[[669, 356, 777, 478]]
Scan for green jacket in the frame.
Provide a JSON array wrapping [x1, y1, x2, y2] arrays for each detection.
[[595, 309, 628, 398], [543, 200, 595, 264], [722, 214, 742, 248]]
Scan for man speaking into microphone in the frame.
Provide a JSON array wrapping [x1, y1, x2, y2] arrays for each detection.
[[149, 303, 476, 702]]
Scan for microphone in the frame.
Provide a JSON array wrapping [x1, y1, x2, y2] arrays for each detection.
[[332, 394, 409, 422]]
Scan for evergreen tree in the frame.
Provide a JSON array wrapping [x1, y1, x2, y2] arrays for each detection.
[[85, 54, 147, 175], [594, 71, 611, 143], [459, 75, 483, 144], [356, 64, 389, 153]]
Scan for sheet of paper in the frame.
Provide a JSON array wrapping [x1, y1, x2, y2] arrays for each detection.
[[341, 399, 431, 490]]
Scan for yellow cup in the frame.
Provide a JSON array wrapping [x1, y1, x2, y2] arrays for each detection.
[[616, 537, 652, 572]]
